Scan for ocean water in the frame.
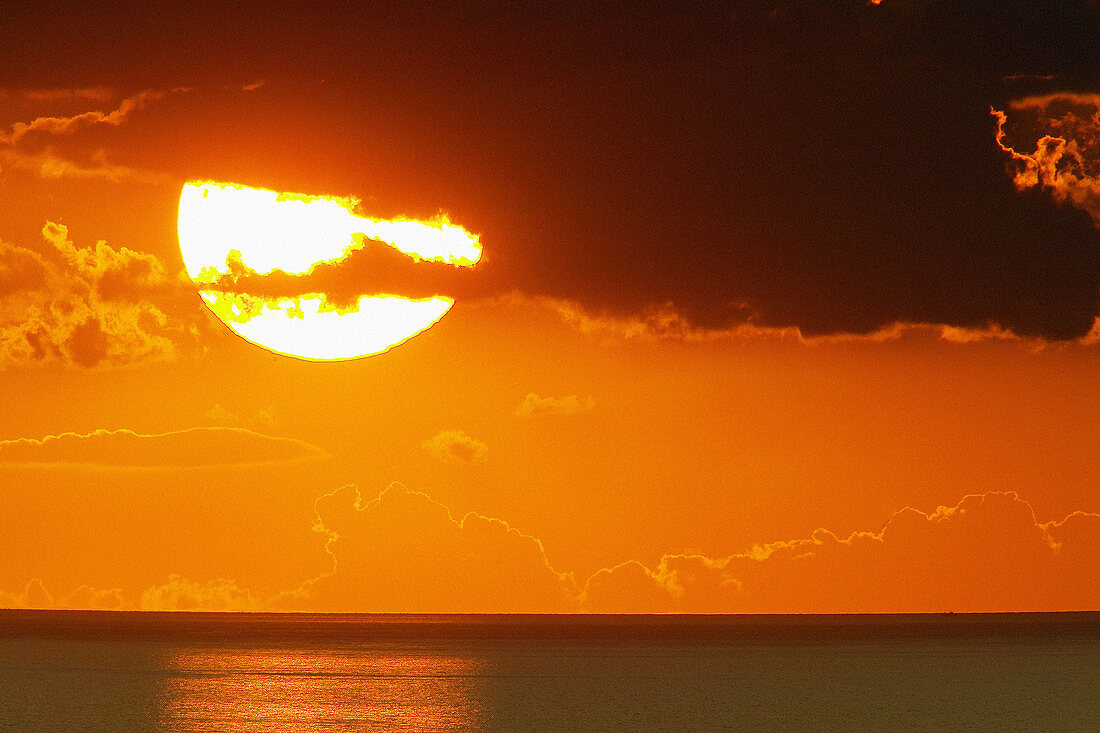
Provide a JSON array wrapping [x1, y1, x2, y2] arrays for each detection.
[[0, 612, 1096, 731]]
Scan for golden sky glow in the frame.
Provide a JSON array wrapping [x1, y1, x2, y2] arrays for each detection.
[[178, 181, 481, 360], [2, 3, 1100, 615]]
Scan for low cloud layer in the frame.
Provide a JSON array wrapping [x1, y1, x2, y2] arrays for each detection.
[[140, 575, 257, 612], [0, 427, 327, 469], [0, 222, 203, 368], [6, 486, 1096, 613], [0, 579, 125, 610], [584, 492, 1100, 613], [290, 483, 580, 612]]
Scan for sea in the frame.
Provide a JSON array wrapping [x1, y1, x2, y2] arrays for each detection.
[[0, 611, 1096, 731]]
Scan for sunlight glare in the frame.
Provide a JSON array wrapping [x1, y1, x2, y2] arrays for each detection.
[[177, 180, 480, 360]]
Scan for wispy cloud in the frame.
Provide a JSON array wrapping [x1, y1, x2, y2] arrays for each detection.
[[0, 88, 175, 145], [0, 427, 327, 469], [0, 87, 116, 104], [550, 297, 1060, 348], [204, 403, 277, 430], [0, 83, 254, 183]]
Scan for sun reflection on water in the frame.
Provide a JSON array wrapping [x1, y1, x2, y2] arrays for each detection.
[[156, 645, 484, 732]]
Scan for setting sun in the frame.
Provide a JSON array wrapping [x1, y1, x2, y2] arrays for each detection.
[[177, 181, 481, 360], [2, 3, 1098, 730]]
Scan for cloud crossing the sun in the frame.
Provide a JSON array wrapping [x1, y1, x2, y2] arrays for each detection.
[[7, 5, 1100, 342]]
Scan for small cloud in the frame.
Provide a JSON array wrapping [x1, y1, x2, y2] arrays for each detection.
[[204, 403, 240, 426], [422, 429, 487, 465], [204, 403, 277, 429], [515, 392, 595, 418], [0, 427, 327, 469]]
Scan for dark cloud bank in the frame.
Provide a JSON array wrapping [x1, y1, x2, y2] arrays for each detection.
[[6, 1, 1100, 339]]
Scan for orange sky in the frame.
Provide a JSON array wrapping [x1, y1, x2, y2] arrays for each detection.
[[1, 4, 1099, 613]]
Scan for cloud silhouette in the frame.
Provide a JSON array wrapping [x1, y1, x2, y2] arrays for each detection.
[[0, 86, 183, 182], [1, 88, 169, 144], [4, 5, 1100, 340]]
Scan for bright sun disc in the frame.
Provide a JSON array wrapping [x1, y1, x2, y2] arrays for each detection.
[[177, 181, 481, 361]]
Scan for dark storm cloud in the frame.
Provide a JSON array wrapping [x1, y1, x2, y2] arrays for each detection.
[[5, 1, 1100, 339]]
